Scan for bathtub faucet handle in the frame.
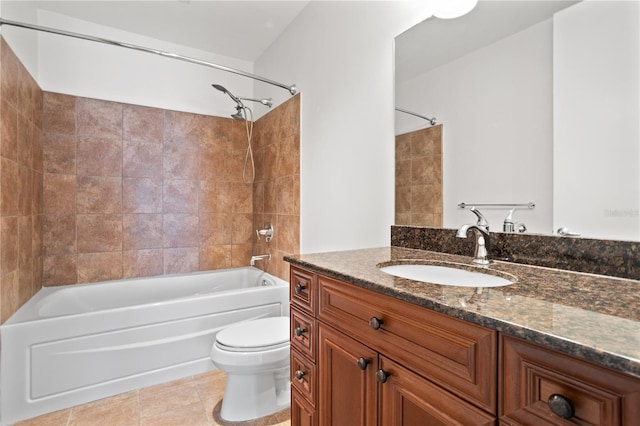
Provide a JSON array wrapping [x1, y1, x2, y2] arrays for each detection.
[[256, 223, 274, 242], [250, 253, 271, 267]]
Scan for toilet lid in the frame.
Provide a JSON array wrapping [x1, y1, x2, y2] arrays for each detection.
[[216, 316, 289, 350]]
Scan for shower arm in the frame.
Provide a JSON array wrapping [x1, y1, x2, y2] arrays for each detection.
[[238, 96, 272, 108], [0, 18, 298, 96], [395, 107, 437, 126]]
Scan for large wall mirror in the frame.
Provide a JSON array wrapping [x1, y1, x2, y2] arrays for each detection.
[[395, 0, 639, 241]]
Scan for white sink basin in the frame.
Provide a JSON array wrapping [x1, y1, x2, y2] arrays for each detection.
[[379, 263, 515, 287]]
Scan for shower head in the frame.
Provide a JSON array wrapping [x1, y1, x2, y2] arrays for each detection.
[[212, 84, 243, 107], [231, 106, 245, 121]]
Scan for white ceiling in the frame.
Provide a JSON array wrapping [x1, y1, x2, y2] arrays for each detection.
[[395, 0, 579, 83], [32, 0, 310, 61]]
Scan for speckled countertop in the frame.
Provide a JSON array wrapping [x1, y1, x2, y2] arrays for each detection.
[[285, 247, 640, 377]]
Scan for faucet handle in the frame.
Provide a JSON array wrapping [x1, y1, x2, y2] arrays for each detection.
[[256, 223, 274, 242], [469, 207, 489, 231]]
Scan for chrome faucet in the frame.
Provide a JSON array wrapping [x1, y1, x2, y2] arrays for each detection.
[[250, 254, 271, 266], [456, 225, 491, 265]]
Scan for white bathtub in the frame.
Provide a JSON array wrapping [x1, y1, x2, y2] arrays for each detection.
[[0, 267, 289, 425]]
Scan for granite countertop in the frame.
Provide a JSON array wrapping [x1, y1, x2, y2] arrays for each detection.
[[285, 246, 640, 377]]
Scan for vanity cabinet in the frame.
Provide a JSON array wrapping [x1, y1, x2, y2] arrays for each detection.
[[289, 265, 498, 425], [289, 265, 640, 425]]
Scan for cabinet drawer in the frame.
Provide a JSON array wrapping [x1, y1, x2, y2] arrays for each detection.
[[291, 348, 317, 406], [291, 307, 316, 360], [290, 266, 316, 314], [318, 274, 497, 414], [501, 335, 640, 425]]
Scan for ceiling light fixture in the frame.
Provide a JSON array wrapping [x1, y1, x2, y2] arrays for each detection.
[[433, 0, 478, 19]]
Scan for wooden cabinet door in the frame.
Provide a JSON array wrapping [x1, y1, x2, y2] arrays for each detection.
[[318, 323, 377, 426], [379, 356, 497, 426], [292, 389, 316, 426]]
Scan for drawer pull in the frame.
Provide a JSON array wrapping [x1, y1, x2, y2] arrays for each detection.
[[295, 370, 306, 380], [369, 317, 384, 330], [376, 369, 389, 383], [357, 357, 370, 370], [294, 327, 306, 336], [295, 283, 307, 294], [548, 394, 575, 419]]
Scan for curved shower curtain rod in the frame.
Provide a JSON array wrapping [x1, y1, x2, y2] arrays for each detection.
[[395, 107, 437, 126], [0, 18, 298, 96]]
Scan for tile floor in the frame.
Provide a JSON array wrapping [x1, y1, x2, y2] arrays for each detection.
[[13, 370, 291, 426]]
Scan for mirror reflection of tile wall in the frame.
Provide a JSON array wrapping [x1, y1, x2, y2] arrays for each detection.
[[395, 125, 442, 227]]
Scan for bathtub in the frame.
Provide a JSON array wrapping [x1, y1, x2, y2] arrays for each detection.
[[0, 267, 289, 425]]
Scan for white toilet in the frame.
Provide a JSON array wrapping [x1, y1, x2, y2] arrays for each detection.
[[210, 316, 291, 422]]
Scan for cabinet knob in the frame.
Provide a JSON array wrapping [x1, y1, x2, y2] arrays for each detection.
[[547, 394, 575, 419], [357, 357, 370, 370], [369, 317, 383, 330], [295, 370, 306, 380], [376, 369, 389, 383], [294, 283, 306, 294], [294, 327, 306, 337]]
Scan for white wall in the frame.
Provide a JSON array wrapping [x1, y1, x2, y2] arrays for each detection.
[[255, 1, 434, 254], [36, 9, 257, 118], [396, 20, 554, 234], [0, 0, 39, 75], [553, 1, 639, 241]]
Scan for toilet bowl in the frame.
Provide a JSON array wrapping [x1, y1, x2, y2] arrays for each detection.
[[210, 316, 290, 422]]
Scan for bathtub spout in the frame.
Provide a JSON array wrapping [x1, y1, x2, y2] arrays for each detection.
[[250, 254, 271, 266]]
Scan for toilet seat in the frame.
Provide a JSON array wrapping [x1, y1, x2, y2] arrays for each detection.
[[215, 317, 289, 352]]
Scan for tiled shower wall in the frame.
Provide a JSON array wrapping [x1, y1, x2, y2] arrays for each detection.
[[42, 93, 255, 285], [0, 39, 44, 322], [395, 124, 443, 227], [253, 95, 300, 281], [41, 93, 300, 286]]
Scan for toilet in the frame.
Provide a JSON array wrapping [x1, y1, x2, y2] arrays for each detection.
[[210, 316, 291, 422]]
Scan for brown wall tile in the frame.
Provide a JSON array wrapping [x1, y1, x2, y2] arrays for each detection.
[[42, 215, 76, 255], [199, 245, 231, 271], [43, 132, 76, 174], [123, 214, 163, 249], [1, 157, 18, 215], [163, 179, 198, 214], [76, 97, 123, 140], [1, 100, 18, 160], [43, 174, 76, 214], [123, 104, 163, 143], [17, 166, 33, 215], [1, 39, 20, 108], [123, 178, 162, 213], [0, 39, 44, 320], [43, 92, 76, 135], [1, 216, 18, 273], [77, 136, 122, 177], [164, 247, 199, 275], [42, 254, 77, 286], [77, 214, 123, 253], [123, 249, 163, 278], [76, 176, 122, 214], [163, 214, 199, 248], [77, 252, 122, 283], [123, 139, 162, 179]]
